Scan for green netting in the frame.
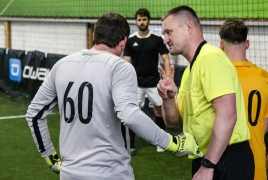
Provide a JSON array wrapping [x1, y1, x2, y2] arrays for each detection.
[[0, 0, 267, 19]]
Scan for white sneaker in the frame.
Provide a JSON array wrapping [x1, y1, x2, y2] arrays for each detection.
[[156, 146, 165, 152], [130, 148, 136, 155]]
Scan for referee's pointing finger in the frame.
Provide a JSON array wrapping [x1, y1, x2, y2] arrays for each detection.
[[158, 65, 167, 79], [169, 65, 175, 80], [158, 65, 175, 80]]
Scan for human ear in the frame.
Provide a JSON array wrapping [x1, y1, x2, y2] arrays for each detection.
[[220, 40, 224, 50]]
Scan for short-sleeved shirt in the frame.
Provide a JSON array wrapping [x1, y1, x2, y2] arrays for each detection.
[[233, 61, 268, 180], [177, 43, 250, 158], [124, 31, 169, 87]]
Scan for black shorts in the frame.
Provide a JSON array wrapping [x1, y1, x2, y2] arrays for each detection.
[[192, 141, 254, 180]]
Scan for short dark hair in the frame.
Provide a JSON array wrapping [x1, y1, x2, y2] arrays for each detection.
[[162, 5, 198, 20], [161, 6, 201, 30], [219, 19, 248, 43], [93, 13, 130, 48], [135, 8, 151, 20]]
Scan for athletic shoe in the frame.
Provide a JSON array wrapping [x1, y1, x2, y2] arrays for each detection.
[[156, 146, 165, 152], [130, 148, 136, 155]]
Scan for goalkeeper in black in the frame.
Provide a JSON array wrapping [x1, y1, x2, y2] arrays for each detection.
[[25, 12, 203, 180]]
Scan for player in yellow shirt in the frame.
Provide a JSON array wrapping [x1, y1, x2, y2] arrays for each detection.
[[219, 19, 268, 180]]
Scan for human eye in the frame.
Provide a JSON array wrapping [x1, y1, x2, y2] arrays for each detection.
[[164, 30, 172, 36]]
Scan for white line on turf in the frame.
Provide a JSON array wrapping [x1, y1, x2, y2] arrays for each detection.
[[0, 112, 57, 120], [0, 0, 15, 15]]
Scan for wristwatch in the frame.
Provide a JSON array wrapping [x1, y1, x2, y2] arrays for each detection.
[[201, 158, 216, 169]]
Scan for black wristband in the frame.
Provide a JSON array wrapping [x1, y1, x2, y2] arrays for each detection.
[[201, 158, 216, 169]]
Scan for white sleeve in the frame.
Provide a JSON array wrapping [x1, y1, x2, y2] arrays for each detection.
[[25, 65, 58, 157], [112, 62, 170, 148]]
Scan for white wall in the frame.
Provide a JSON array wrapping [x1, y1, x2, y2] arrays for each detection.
[[203, 24, 268, 71], [0, 20, 267, 70], [247, 25, 268, 71], [11, 21, 87, 55], [0, 21, 4, 48]]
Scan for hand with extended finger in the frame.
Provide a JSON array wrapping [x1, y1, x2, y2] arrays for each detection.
[[157, 65, 178, 100]]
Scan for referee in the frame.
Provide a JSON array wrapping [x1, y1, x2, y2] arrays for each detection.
[[158, 6, 254, 180]]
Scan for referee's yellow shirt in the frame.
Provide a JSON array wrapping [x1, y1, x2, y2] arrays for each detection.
[[177, 44, 250, 158]]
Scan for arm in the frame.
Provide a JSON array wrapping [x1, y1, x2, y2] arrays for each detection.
[[157, 65, 182, 128], [25, 83, 58, 157], [124, 56, 132, 63], [162, 97, 181, 128], [264, 105, 268, 133], [206, 93, 237, 163], [25, 68, 61, 173], [161, 53, 171, 77], [264, 118, 268, 134], [193, 93, 237, 180], [114, 62, 202, 156]]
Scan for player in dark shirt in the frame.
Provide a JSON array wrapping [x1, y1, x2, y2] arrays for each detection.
[[123, 8, 171, 154]]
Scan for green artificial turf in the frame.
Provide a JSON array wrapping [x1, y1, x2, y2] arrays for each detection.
[[0, 90, 192, 180]]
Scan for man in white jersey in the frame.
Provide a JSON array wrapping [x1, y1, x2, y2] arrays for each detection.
[[25, 13, 202, 180]]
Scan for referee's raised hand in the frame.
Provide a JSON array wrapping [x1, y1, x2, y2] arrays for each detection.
[[157, 65, 177, 100]]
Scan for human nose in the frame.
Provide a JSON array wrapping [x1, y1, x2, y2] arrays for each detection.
[[163, 35, 169, 44]]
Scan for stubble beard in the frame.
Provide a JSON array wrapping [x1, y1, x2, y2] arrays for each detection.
[[169, 48, 181, 56], [138, 25, 148, 31]]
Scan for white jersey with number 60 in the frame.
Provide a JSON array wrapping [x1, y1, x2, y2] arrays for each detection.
[[26, 49, 170, 180]]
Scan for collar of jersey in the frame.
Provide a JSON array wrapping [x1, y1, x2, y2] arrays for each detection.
[[81, 49, 111, 55], [136, 31, 151, 38]]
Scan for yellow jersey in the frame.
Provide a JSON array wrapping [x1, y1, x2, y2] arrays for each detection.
[[177, 44, 250, 159], [233, 61, 268, 180]]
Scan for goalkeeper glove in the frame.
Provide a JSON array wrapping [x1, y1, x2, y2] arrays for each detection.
[[44, 152, 61, 174], [165, 132, 203, 157]]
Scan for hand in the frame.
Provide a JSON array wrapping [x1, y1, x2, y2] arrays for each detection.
[[192, 166, 214, 180], [175, 133, 203, 157], [165, 133, 203, 157], [51, 161, 61, 173], [44, 152, 61, 174], [157, 65, 178, 100]]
